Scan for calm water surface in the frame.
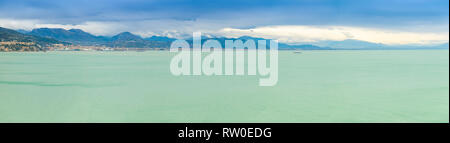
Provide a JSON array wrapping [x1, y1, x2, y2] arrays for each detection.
[[0, 50, 448, 122]]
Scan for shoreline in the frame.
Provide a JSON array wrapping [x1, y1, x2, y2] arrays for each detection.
[[0, 48, 449, 52]]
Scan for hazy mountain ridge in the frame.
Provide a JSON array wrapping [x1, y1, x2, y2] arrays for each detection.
[[184, 36, 333, 50], [307, 39, 449, 50]]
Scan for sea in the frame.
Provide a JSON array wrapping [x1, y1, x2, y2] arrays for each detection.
[[0, 50, 448, 122]]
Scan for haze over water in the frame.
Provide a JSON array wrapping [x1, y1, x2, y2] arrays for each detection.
[[0, 50, 448, 122]]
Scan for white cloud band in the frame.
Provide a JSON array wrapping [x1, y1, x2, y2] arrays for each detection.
[[218, 25, 449, 45]]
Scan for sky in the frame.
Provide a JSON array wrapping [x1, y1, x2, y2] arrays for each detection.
[[0, 0, 448, 45]]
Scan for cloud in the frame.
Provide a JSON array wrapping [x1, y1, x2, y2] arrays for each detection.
[[0, 19, 121, 36], [218, 25, 449, 45], [1, 0, 448, 27], [0, 19, 39, 30], [0, 18, 237, 38]]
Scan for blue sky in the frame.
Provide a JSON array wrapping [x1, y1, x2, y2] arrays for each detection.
[[0, 0, 448, 44]]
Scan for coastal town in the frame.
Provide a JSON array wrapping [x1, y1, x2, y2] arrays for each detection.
[[0, 41, 41, 52], [0, 41, 167, 52]]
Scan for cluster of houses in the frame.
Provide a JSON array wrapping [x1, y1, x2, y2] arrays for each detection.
[[1, 41, 168, 52]]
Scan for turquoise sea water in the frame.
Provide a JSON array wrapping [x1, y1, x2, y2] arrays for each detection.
[[0, 50, 448, 122]]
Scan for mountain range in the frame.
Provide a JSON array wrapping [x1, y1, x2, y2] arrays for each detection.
[[185, 35, 333, 50], [308, 39, 449, 50], [0, 27, 63, 45], [27, 28, 176, 48], [0, 27, 67, 51], [26, 28, 330, 49], [2, 27, 449, 50]]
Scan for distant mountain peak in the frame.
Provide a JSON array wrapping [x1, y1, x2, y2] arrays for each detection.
[[145, 36, 176, 42], [112, 32, 142, 40], [68, 29, 85, 33], [116, 32, 135, 36], [237, 36, 267, 41], [32, 28, 65, 32]]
